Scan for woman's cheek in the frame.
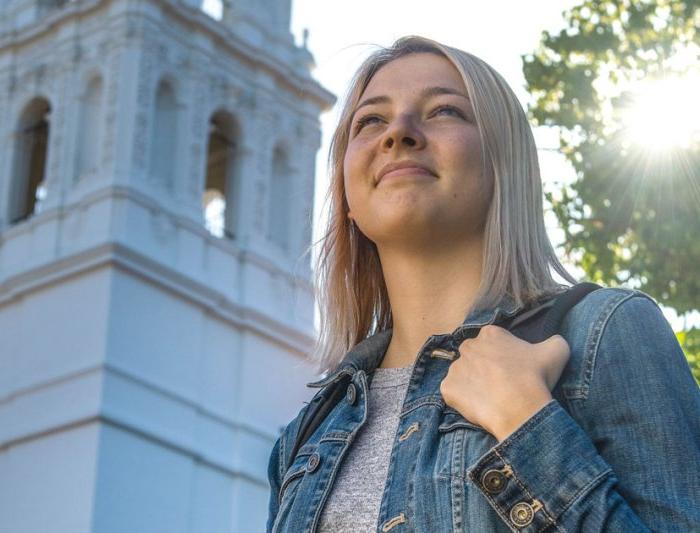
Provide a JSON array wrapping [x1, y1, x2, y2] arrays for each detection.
[[343, 145, 360, 184], [343, 147, 372, 192]]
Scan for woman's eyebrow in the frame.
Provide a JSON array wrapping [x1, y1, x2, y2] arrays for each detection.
[[352, 86, 470, 118]]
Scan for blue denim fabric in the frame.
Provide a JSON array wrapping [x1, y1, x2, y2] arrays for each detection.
[[266, 288, 700, 532]]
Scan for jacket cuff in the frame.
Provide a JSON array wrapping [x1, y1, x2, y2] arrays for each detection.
[[467, 399, 613, 531]]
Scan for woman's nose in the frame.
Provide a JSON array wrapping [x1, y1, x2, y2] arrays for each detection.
[[381, 114, 426, 151]]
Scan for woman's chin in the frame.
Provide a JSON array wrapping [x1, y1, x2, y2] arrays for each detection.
[[361, 214, 443, 244]]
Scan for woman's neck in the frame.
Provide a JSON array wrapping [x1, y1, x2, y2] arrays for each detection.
[[377, 236, 483, 368]]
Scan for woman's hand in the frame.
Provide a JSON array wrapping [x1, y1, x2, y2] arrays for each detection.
[[439, 325, 570, 442]]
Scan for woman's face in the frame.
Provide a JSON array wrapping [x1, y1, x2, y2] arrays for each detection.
[[343, 52, 491, 249]]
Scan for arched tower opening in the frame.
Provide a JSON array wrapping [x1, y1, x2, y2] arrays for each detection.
[[149, 78, 178, 190], [267, 144, 291, 251], [10, 97, 51, 224], [203, 109, 240, 239]]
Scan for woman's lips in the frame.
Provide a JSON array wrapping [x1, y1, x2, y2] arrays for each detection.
[[378, 166, 435, 183]]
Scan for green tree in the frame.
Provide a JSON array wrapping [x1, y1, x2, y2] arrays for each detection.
[[523, 0, 700, 383], [676, 328, 700, 385]]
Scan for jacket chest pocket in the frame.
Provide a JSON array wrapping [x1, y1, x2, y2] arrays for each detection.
[[436, 407, 496, 479], [279, 442, 318, 503]]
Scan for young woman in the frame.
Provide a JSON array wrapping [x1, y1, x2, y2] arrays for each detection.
[[266, 36, 700, 532]]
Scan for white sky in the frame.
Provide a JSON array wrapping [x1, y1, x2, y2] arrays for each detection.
[[251, 0, 692, 330]]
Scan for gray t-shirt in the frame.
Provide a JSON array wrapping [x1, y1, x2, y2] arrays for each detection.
[[317, 364, 414, 532]]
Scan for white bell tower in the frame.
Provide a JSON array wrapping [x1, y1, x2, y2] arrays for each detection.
[[0, 0, 334, 531]]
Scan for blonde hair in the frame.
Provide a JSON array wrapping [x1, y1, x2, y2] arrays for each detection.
[[310, 35, 575, 376]]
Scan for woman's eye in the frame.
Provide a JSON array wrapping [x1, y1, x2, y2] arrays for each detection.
[[352, 105, 466, 135], [353, 115, 383, 132], [431, 105, 465, 118]]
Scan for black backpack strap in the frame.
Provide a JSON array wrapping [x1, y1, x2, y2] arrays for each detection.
[[540, 282, 601, 337], [501, 282, 601, 343], [285, 282, 602, 471]]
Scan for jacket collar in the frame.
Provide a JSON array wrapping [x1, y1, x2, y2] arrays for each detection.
[[306, 294, 525, 389]]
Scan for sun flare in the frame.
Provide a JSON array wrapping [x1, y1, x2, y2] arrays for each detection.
[[622, 74, 700, 152]]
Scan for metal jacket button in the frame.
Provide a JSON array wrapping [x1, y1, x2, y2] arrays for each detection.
[[306, 452, 320, 473], [481, 469, 507, 494], [346, 383, 357, 405], [510, 501, 535, 527]]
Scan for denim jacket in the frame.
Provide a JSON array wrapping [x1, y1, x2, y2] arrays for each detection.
[[266, 288, 700, 532]]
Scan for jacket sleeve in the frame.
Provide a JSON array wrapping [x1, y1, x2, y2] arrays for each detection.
[[467, 292, 700, 532], [266, 398, 315, 532], [266, 433, 284, 533]]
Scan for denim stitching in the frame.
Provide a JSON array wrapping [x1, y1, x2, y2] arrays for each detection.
[[400, 396, 444, 417], [278, 467, 306, 501], [559, 288, 629, 400], [580, 291, 651, 399], [279, 429, 287, 485], [319, 432, 349, 443], [444, 430, 466, 529], [494, 400, 559, 454], [555, 467, 614, 518], [580, 291, 630, 398], [438, 418, 486, 433], [309, 438, 353, 532]]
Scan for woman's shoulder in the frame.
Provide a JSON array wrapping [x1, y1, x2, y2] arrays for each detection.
[[562, 286, 661, 335], [556, 286, 675, 400]]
